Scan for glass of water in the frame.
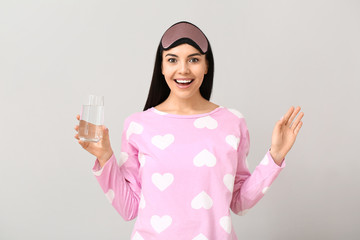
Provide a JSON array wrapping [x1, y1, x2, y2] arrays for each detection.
[[78, 95, 104, 142]]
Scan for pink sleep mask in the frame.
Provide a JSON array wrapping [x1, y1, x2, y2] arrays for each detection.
[[161, 21, 209, 54]]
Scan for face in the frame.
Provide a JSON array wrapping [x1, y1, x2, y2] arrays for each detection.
[[161, 43, 208, 100]]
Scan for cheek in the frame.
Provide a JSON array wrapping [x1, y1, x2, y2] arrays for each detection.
[[195, 65, 207, 78]]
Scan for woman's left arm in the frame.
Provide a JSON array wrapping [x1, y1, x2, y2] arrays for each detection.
[[270, 106, 304, 166], [230, 106, 304, 215]]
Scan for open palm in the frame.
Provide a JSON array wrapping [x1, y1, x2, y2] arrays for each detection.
[[270, 106, 304, 164]]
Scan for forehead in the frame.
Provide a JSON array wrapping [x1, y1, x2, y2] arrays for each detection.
[[162, 43, 203, 57]]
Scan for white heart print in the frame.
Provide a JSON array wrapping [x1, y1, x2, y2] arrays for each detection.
[[138, 152, 146, 167], [192, 233, 208, 240], [126, 121, 144, 140], [223, 174, 235, 193], [105, 189, 115, 204], [93, 167, 103, 177], [151, 215, 172, 233], [139, 192, 145, 209], [226, 135, 240, 150], [193, 149, 216, 167], [219, 216, 232, 234], [132, 232, 144, 240], [191, 191, 213, 210], [228, 108, 244, 118], [260, 155, 269, 165], [117, 152, 129, 167], [262, 186, 269, 194], [151, 134, 174, 150], [194, 116, 218, 129], [152, 173, 174, 191]]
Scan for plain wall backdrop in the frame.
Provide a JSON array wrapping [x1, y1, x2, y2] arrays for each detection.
[[1, 0, 359, 239]]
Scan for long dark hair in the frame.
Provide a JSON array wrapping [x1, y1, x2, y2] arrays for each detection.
[[143, 27, 214, 111]]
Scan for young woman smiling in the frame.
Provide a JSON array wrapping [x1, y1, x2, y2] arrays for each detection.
[[75, 21, 304, 240]]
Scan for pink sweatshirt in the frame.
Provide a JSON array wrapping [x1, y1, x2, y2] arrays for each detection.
[[92, 106, 285, 240]]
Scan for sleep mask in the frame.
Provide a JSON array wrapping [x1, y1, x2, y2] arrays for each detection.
[[161, 21, 209, 54]]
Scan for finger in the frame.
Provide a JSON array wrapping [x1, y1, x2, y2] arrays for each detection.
[[294, 121, 303, 135], [74, 125, 79, 132], [102, 126, 109, 141], [78, 140, 88, 149], [74, 133, 80, 140], [283, 106, 295, 126], [76, 114, 80, 120], [287, 106, 301, 126], [291, 111, 304, 131], [274, 117, 284, 132]]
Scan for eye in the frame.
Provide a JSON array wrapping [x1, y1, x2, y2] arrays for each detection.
[[189, 58, 199, 63], [168, 58, 177, 63]]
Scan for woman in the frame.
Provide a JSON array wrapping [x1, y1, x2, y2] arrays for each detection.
[[75, 21, 304, 240]]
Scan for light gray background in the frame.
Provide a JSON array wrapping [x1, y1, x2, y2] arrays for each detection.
[[1, 0, 359, 239]]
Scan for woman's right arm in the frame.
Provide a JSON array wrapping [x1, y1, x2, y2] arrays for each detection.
[[74, 115, 141, 221]]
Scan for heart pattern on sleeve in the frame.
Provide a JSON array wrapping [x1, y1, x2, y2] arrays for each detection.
[[260, 155, 269, 165], [105, 189, 115, 204], [93, 167, 103, 177], [126, 121, 144, 140], [228, 108, 244, 118], [226, 135, 240, 150], [117, 152, 129, 167]]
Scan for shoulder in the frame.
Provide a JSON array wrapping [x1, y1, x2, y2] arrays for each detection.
[[220, 106, 248, 129], [220, 106, 246, 121], [222, 107, 245, 119], [123, 108, 154, 125]]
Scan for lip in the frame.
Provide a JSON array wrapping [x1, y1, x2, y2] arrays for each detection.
[[174, 79, 194, 89]]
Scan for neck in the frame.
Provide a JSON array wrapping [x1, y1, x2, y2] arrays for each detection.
[[161, 91, 208, 113]]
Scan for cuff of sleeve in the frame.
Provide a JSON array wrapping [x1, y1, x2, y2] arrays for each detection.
[[92, 153, 116, 176], [266, 150, 286, 169]]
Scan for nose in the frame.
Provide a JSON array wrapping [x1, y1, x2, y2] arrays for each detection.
[[178, 61, 190, 74]]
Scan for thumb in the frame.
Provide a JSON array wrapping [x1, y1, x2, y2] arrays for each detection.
[[274, 118, 283, 132]]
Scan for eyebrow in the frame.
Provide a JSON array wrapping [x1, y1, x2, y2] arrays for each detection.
[[165, 53, 202, 58]]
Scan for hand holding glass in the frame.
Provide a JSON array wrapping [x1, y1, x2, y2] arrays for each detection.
[[78, 95, 104, 142]]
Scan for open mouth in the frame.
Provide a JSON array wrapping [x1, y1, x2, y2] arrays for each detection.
[[174, 79, 194, 86]]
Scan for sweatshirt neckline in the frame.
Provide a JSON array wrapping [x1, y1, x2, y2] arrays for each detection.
[[150, 106, 224, 118]]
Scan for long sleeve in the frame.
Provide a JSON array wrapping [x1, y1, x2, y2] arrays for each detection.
[[230, 118, 285, 215], [92, 117, 142, 221]]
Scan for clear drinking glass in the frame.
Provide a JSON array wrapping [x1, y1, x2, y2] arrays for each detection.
[[78, 95, 104, 142]]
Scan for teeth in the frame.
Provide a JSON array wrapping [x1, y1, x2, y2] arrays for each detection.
[[175, 79, 192, 83]]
